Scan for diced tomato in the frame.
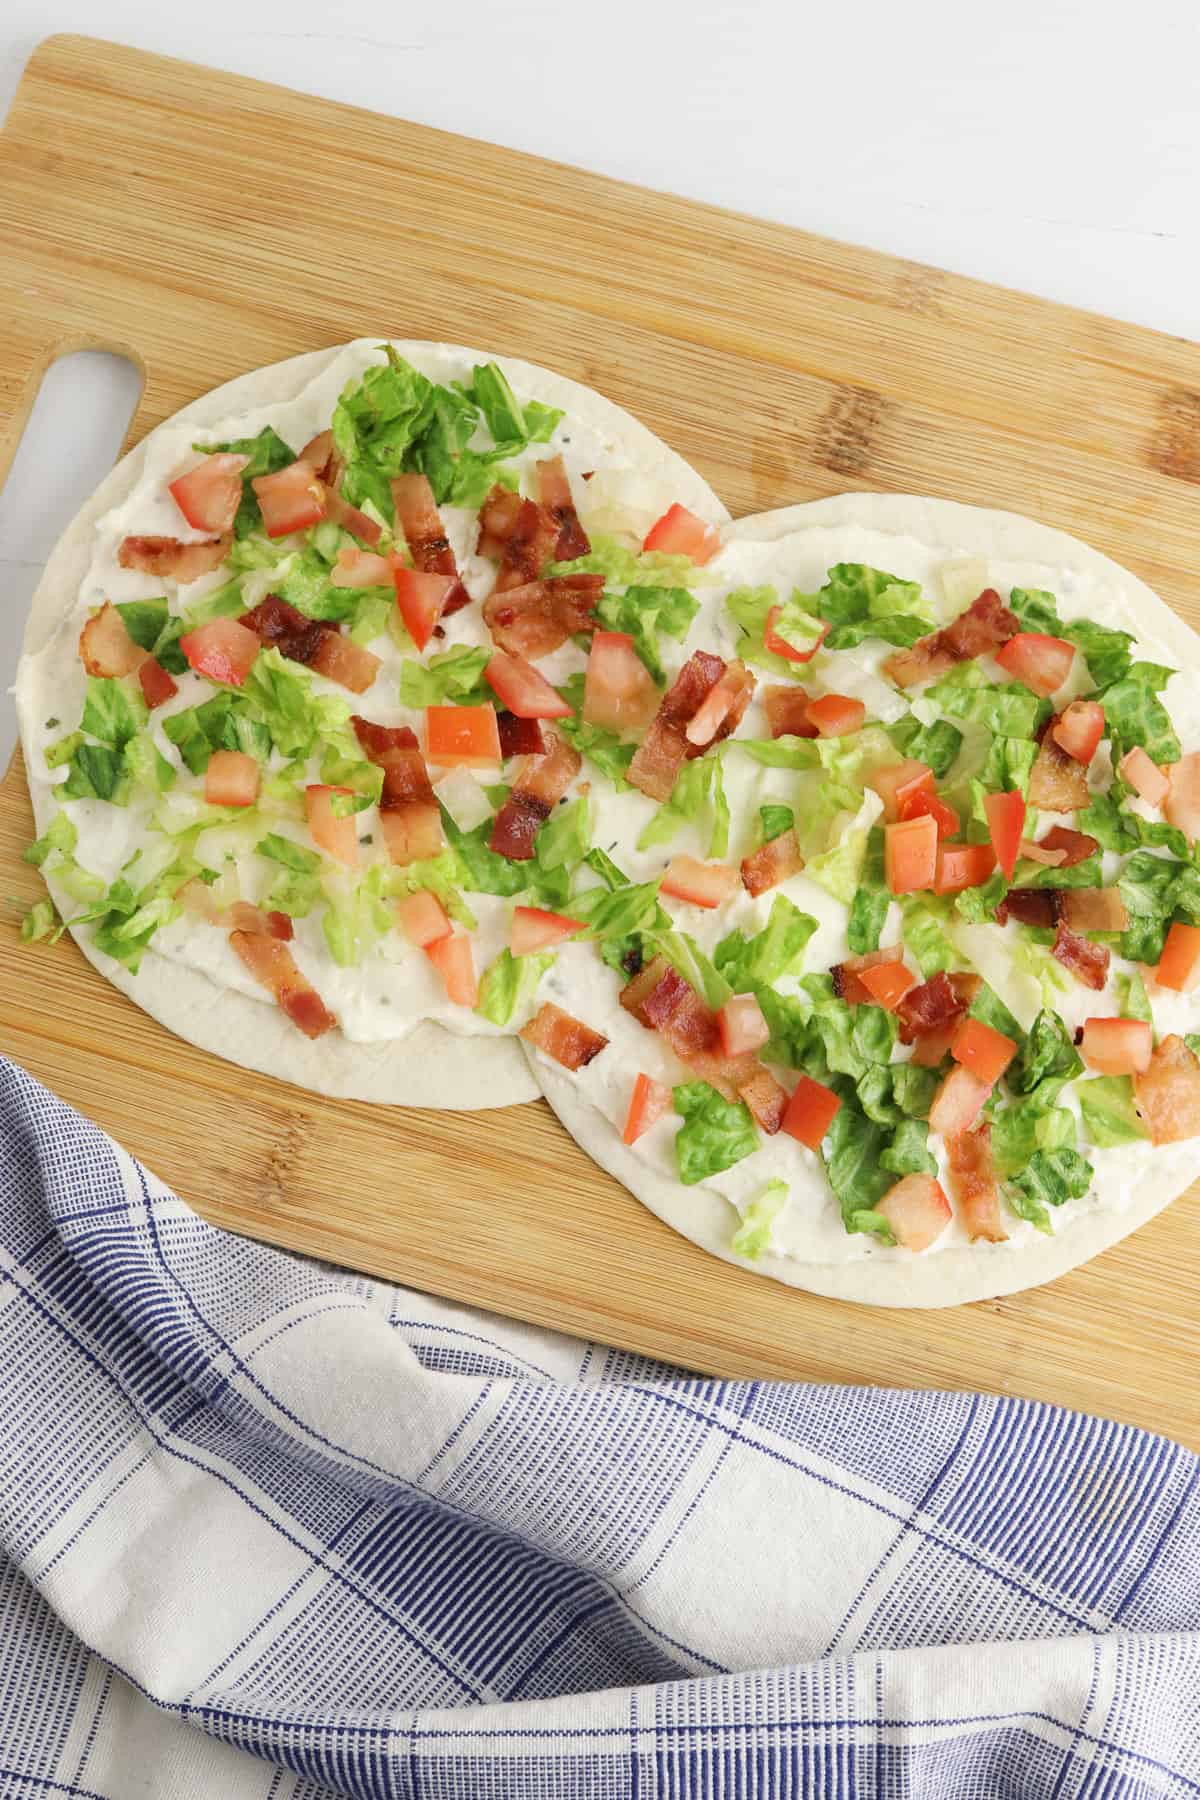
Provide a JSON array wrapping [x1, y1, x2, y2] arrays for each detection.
[[763, 604, 829, 665], [929, 1065, 990, 1136], [168, 452, 248, 534], [934, 842, 997, 894], [1155, 921, 1200, 993], [660, 856, 739, 909], [305, 784, 359, 867], [622, 1072, 673, 1146], [205, 749, 259, 808], [869, 760, 934, 822], [79, 600, 145, 678], [583, 630, 659, 732], [511, 905, 584, 955], [137, 655, 177, 709], [393, 566, 457, 652], [834, 945, 905, 1006], [178, 616, 260, 687], [397, 890, 452, 949], [885, 815, 939, 895], [898, 786, 960, 839], [1119, 745, 1170, 809], [484, 651, 573, 719], [1165, 751, 1200, 845], [805, 693, 865, 737], [857, 960, 917, 1012], [717, 993, 770, 1058], [763, 685, 816, 739], [781, 1075, 842, 1150], [994, 631, 1076, 696], [642, 502, 721, 565], [251, 460, 326, 538], [984, 789, 1027, 881], [424, 932, 479, 1006], [1081, 1017, 1153, 1076], [876, 1173, 952, 1252], [310, 633, 382, 694], [333, 547, 393, 588], [1134, 1034, 1200, 1145], [425, 704, 502, 768], [1053, 700, 1104, 765], [951, 1016, 1017, 1085]]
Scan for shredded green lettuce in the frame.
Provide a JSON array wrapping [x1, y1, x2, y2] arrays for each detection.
[[887, 714, 964, 778], [1102, 663, 1180, 765], [594, 585, 698, 684], [637, 753, 729, 858], [1077, 1076, 1149, 1148], [925, 663, 1049, 739], [476, 948, 555, 1026], [730, 1180, 788, 1261], [847, 826, 889, 954], [673, 1082, 758, 1186], [399, 646, 492, 707], [714, 895, 818, 990]]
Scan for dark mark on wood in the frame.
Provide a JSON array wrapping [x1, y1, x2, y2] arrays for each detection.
[[815, 386, 889, 479], [1152, 387, 1200, 483], [261, 1116, 311, 1203]]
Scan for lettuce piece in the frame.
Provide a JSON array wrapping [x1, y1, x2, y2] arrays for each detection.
[[44, 731, 85, 770], [197, 426, 295, 536], [724, 584, 797, 679], [257, 833, 321, 874], [572, 880, 663, 946], [821, 1082, 895, 1242], [1023, 849, 1105, 890], [595, 584, 698, 684], [981, 734, 1038, 796], [1116, 849, 1192, 963], [163, 690, 269, 775], [655, 932, 731, 1011], [1010, 1009, 1082, 1093], [114, 596, 173, 661], [714, 895, 818, 990], [926, 663, 1049, 739], [321, 864, 397, 966], [533, 794, 592, 878], [555, 674, 635, 786], [991, 1079, 1074, 1177], [1008, 1147, 1094, 1232], [1077, 1076, 1149, 1147], [54, 859, 108, 906], [23, 811, 78, 869], [266, 867, 322, 918], [816, 562, 934, 651], [879, 1117, 938, 1178], [953, 868, 1008, 925], [1013, 936, 1072, 1004], [81, 677, 145, 749], [758, 803, 794, 845], [1102, 663, 1180, 765], [123, 731, 176, 794], [887, 714, 963, 778], [1116, 970, 1153, 1023], [476, 948, 555, 1026], [891, 1062, 939, 1119], [466, 362, 561, 447], [899, 896, 958, 976], [399, 646, 492, 707], [547, 534, 697, 590], [796, 975, 896, 1082], [638, 753, 729, 858], [1066, 621, 1134, 691], [805, 828, 868, 906], [239, 649, 321, 759], [1078, 787, 1136, 853], [731, 1180, 788, 1261], [60, 744, 131, 805], [332, 348, 437, 520], [441, 810, 527, 898], [1007, 586, 1061, 634], [20, 898, 60, 943], [672, 1082, 758, 1185], [847, 826, 889, 954]]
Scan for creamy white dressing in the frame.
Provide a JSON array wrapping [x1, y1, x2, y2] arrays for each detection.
[[528, 527, 1200, 1268]]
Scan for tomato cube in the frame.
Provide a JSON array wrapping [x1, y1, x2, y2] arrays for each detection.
[[169, 452, 248, 534], [305, 784, 360, 867], [928, 1065, 990, 1135], [934, 842, 998, 894], [485, 651, 574, 720], [660, 856, 740, 909], [764, 605, 829, 665], [1119, 745, 1169, 809], [393, 567, 457, 651], [805, 693, 866, 737], [876, 1173, 952, 1252], [1052, 700, 1104, 765], [251, 461, 327, 538], [885, 815, 939, 894], [781, 1075, 842, 1150], [622, 1072, 674, 1145], [511, 906, 584, 955], [857, 960, 917, 1011], [1155, 921, 1200, 993], [869, 760, 934, 822], [204, 749, 259, 808], [425, 704, 503, 768], [994, 631, 1076, 696], [397, 890, 452, 948], [642, 502, 721, 565], [717, 993, 770, 1057], [951, 1016, 1017, 1086], [1081, 1016, 1153, 1076], [425, 932, 478, 1006], [179, 616, 260, 687]]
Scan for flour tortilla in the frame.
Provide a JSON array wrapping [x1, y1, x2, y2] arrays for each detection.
[[16, 340, 728, 1110], [524, 494, 1200, 1304]]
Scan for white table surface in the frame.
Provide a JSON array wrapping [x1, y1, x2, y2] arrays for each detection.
[[3, 0, 1198, 766]]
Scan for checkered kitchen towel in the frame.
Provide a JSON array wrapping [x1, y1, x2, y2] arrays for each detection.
[[1, 1054, 1198, 1799]]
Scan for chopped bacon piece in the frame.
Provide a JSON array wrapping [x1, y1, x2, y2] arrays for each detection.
[[535, 455, 590, 560], [169, 452, 249, 535], [352, 715, 444, 867], [230, 930, 336, 1039], [930, 1065, 991, 1136], [628, 651, 726, 802], [642, 503, 721, 566], [1165, 752, 1200, 845], [877, 1174, 952, 1252], [763, 685, 816, 739], [494, 498, 561, 592], [1052, 921, 1110, 990], [1033, 825, 1097, 869], [737, 1066, 788, 1135], [310, 632, 382, 695], [497, 712, 546, 758], [1120, 745, 1170, 809], [1058, 888, 1128, 932], [944, 1125, 1007, 1243], [897, 970, 966, 1044], [483, 574, 603, 658], [996, 888, 1058, 928], [620, 955, 739, 1090], [323, 488, 383, 547], [834, 945, 906, 1007], [1081, 1017, 1152, 1077], [228, 903, 293, 941], [623, 1073, 673, 1145], [79, 601, 145, 678], [1029, 725, 1090, 811], [583, 631, 660, 733], [476, 483, 525, 560], [489, 731, 581, 861], [241, 594, 378, 693], [740, 828, 804, 897], [298, 429, 343, 487], [118, 533, 232, 581], [521, 1001, 608, 1070], [391, 473, 469, 614], [1018, 838, 1067, 868], [883, 589, 1018, 687], [1134, 1034, 1200, 1145], [137, 655, 178, 709]]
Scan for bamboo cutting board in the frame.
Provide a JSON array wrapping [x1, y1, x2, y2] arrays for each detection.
[[3, 35, 1200, 1446]]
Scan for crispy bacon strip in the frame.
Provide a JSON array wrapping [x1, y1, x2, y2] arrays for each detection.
[[628, 650, 727, 802], [118, 533, 232, 581], [241, 595, 381, 694], [496, 713, 546, 758], [391, 472, 470, 616], [1052, 921, 1110, 990], [352, 716, 445, 865], [79, 601, 145, 678], [521, 1001, 608, 1070], [489, 732, 581, 861], [1058, 888, 1128, 932], [482, 574, 604, 658], [763, 685, 816, 739], [883, 589, 1018, 688], [535, 455, 591, 560], [741, 828, 804, 898], [737, 1066, 788, 1135], [229, 903, 294, 942], [230, 930, 336, 1039], [1029, 725, 1090, 811], [298, 429, 345, 488], [621, 955, 770, 1106], [494, 498, 561, 593], [945, 1124, 1007, 1243], [1134, 1034, 1200, 1145], [996, 889, 1058, 928], [1036, 825, 1098, 867], [896, 970, 964, 1043], [324, 487, 383, 548], [476, 483, 525, 560]]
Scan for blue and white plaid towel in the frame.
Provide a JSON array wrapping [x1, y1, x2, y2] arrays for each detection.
[[2, 1053, 1198, 1799]]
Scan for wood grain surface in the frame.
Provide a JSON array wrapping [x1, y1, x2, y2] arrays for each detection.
[[2, 35, 1199, 1445]]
